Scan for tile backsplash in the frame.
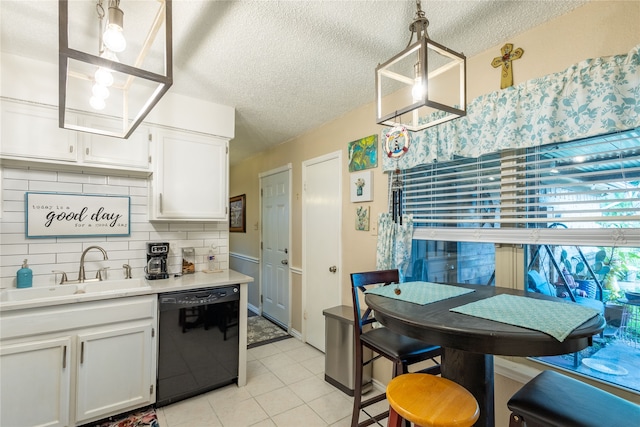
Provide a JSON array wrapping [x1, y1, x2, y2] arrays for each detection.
[[0, 166, 229, 289]]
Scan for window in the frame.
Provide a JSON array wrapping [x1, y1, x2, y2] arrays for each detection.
[[400, 128, 640, 392]]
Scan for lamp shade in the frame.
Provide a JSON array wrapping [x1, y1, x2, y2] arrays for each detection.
[[59, 0, 173, 139], [376, 37, 466, 131]]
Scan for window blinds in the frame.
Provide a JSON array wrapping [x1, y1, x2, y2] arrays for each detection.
[[398, 128, 640, 247]]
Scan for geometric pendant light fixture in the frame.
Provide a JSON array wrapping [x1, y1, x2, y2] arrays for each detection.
[[376, 0, 466, 131], [59, 0, 173, 139]]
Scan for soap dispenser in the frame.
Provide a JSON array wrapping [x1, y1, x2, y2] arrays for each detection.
[[17, 259, 33, 288]]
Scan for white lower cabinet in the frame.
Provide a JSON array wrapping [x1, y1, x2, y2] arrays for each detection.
[[75, 321, 154, 424], [0, 296, 157, 427], [0, 337, 72, 427]]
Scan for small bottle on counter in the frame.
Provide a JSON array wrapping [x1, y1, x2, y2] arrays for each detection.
[[17, 259, 33, 288], [208, 250, 216, 271]]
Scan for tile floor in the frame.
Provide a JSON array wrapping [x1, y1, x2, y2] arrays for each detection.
[[156, 337, 389, 427]]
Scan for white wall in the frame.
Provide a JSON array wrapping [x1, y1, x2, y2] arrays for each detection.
[[0, 166, 229, 289]]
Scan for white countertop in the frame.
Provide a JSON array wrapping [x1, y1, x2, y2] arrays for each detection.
[[0, 270, 254, 312]]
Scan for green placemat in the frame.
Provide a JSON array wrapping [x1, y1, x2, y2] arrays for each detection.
[[365, 281, 474, 305], [450, 293, 600, 341]]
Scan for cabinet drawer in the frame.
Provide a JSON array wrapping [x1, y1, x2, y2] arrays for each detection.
[[0, 295, 157, 340]]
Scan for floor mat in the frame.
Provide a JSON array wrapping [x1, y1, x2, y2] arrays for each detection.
[[91, 407, 158, 427], [247, 315, 290, 348]]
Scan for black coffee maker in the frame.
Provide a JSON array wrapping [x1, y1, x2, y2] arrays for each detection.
[[146, 242, 169, 280]]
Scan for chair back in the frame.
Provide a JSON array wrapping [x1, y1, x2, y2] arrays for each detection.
[[350, 269, 399, 339]]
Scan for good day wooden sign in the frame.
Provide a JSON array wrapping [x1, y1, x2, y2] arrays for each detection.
[[25, 192, 131, 238]]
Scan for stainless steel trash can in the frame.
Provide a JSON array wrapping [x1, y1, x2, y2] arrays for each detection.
[[322, 305, 372, 396]]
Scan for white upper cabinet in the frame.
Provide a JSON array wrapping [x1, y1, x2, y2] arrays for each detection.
[[1, 98, 78, 162], [79, 115, 150, 169], [150, 129, 228, 221], [1, 98, 150, 172]]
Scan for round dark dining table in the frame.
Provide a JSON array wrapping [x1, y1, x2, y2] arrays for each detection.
[[365, 282, 606, 427]]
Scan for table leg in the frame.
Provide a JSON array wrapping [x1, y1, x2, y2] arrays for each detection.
[[441, 348, 494, 427]]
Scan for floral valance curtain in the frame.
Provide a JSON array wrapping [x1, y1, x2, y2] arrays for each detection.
[[382, 44, 640, 171]]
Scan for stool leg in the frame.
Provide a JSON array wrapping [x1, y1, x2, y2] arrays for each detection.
[[387, 406, 403, 427]]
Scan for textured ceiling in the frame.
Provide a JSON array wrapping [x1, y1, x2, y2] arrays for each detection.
[[0, 0, 588, 165]]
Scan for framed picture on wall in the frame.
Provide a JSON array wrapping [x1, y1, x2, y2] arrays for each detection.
[[229, 194, 246, 232], [350, 170, 373, 202]]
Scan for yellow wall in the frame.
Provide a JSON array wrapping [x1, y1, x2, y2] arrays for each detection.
[[231, 0, 639, 326], [230, 2, 639, 419]]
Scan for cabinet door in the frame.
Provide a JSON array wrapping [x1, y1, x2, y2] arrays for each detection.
[[0, 337, 71, 427], [79, 115, 150, 170], [0, 99, 78, 161], [151, 130, 228, 220], [75, 321, 154, 424]]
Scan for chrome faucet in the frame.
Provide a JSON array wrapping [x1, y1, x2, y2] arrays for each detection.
[[78, 246, 109, 283]]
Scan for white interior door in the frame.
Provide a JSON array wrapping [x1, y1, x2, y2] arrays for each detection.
[[303, 152, 342, 351], [261, 167, 291, 327]]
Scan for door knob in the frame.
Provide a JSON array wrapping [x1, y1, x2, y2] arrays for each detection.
[[329, 266, 337, 273], [281, 260, 288, 265]]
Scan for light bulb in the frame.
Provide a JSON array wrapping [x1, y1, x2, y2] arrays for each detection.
[[90, 96, 106, 110], [95, 67, 114, 87], [412, 80, 424, 102], [411, 60, 424, 102], [92, 83, 110, 100], [103, 4, 126, 53], [103, 24, 126, 53]]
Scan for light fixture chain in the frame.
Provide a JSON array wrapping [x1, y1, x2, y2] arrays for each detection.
[[96, 0, 105, 55], [96, 0, 105, 19], [406, 0, 430, 48]]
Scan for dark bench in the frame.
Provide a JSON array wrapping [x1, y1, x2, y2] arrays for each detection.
[[508, 370, 640, 427]]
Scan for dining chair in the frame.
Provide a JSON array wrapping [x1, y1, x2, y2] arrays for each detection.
[[350, 269, 442, 427], [386, 373, 479, 427]]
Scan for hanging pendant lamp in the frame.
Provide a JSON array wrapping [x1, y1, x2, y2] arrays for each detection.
[[375, 0, 466, 131], [59, 0, 173, 139]]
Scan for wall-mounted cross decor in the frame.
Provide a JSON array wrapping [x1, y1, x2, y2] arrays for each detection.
[[491, 43, 524, 89]]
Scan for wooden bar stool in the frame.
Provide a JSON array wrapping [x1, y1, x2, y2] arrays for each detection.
[[386, 373, 480, 427]]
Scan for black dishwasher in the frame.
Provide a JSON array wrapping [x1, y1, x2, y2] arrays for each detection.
[[156, 286, 239, 407]]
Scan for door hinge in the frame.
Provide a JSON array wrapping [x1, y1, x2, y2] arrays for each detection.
[[261, 241, 263, 250], [261, 188, 263, 197], [152, 328, 155, 338], [150, 384, 154, 395]]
